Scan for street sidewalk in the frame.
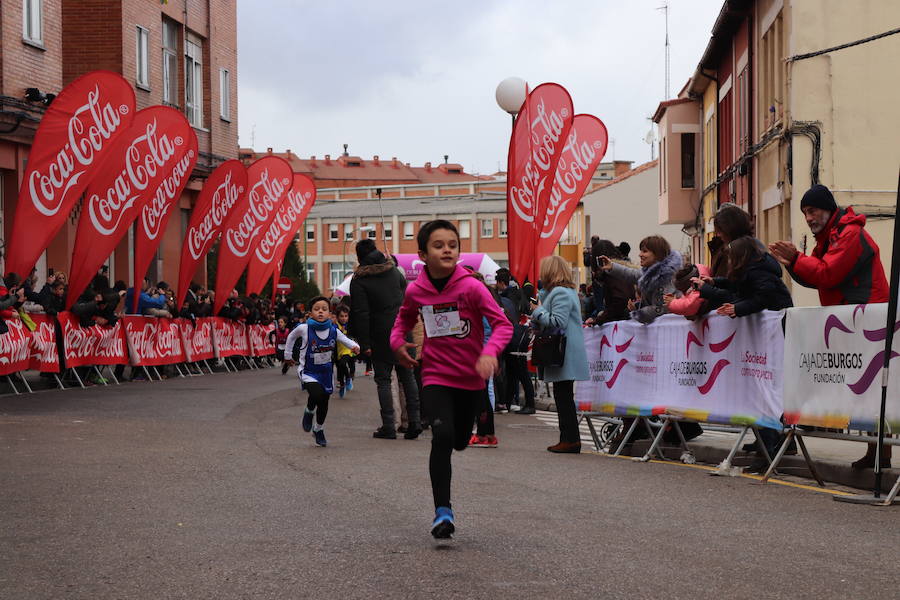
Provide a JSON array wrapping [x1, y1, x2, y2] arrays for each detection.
[[533, 395, 898, 492]]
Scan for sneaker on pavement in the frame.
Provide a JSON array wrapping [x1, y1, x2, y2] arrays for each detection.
[[338, 385, 346, 398], [431, 506, 455, 539], [373, 427, 397, 439], [468, 434, 482, 446], [346, 378, 353, 391], [404, 426, 422, 440], [515, 406, 536, 415], [484, 435, 498, 448], [510, 404, 522, 412], [313, 429, 327, 447], [470, 435, 494, 448], [301, 409, 314, 432]]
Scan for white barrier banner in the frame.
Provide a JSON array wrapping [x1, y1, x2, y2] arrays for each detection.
[[783, 303, 900, 430], [575, 312, 784, 429]]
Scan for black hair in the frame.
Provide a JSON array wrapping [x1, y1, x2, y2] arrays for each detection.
[[189, 282, 201, 293], [416, 219, 459, 253], [113, 280, 127, 293], [495, 268, 511, 285], [308, 296, 330, 310], [617, 241, 631, 257], [156, 281, 170, 290], [335, 304, 350, 316], [592, 239, 621, 260]]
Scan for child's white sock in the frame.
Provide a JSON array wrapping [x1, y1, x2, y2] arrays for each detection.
[[312, 421, 324, 432]]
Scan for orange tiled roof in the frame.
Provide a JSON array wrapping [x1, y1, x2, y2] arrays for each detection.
[[591, 160, 659, 191], [652, 98, 695, 123]]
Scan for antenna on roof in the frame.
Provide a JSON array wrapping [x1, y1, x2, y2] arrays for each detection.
[[657, 1, 670, 99], [342, 143, 349, 156], [250, 123, 256, 147], [444, 155, 449, 164]]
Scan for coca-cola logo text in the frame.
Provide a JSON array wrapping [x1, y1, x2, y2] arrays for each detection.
[[188, 172, 244, 260], [540, 127, 600, 239], [225, 170, 289, 257], [140, 149, 196, 240], [0, 321, 32, 366], [29, 86, 126, 217], [253, 188, 310, 263]]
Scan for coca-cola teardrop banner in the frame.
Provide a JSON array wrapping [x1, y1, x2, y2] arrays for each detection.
[[212, 156, 293, 314], [245, 173, 316, 295], [132, 113, 198, 312], [5, 71, 136, 278], [175, 160, 247, 309], [534, 114, 608, 277], [506, 83, 573, 285], [67, 106, 196, 306]]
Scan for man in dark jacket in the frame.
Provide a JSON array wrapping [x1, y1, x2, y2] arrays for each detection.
[[349, 238, 421, 439], [770, 184, 891, 469]]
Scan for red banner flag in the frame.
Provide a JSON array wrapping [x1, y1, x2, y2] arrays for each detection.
[[67, 106, 197, 306], [534, 114, 608, 277], [211, 317, 250, 358], [5, 71, 135, 278], [0, 319, 33, 376], [132, 115, 198, 312], [248, 323, 276, 357], [122, 316, 186, 366], [506, 83, 573, 285], [245, 173, 316, 295], [212, 156, 293, 314], [174, 160, 247, 309]]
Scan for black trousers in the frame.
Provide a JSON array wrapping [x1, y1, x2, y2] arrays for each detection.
[[336, 355, 354, 386], [303, 381, 330, 425], [425, 385, 480, 509], [475, 387, 495, 436], [553, 380, 579, 443], [504, 355, 535, 408]]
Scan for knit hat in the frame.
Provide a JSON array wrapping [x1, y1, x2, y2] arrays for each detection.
[[800, 184, 837, 213], [355, 238, 377, 262]]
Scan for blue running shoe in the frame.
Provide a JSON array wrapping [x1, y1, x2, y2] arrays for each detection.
[[431, 506, 455, 539], [314, 429, 327, 447], [301, 409, 314, 432], [346, 378, 353, 392], [339, 385, 346, 398]]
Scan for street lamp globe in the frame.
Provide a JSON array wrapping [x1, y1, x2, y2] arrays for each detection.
[[495, 77, 527, 115]]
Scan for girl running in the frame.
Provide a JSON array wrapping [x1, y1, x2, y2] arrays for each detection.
[[391, 220, 512, 539], [285, 296, 359, 447]]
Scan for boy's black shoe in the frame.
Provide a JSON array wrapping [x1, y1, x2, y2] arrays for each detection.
[[373, 427, 397, 439], [404, 426, 422, 440], [515, 407, 536, 415]]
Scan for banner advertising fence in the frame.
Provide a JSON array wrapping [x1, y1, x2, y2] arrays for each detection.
[[248, 324, 276, 357], [123, 316, 187, 367], [176, 318, 216, 363], [28, 314, 60, 373], [5, 71, 136, 278], [211, 318, 250, 358], [0, 319, 35, 376], [58, 312, 128, 367], [783, 303, 900, 430], [575, 312, 785, 429]]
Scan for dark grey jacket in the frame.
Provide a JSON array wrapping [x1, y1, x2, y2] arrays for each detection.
[[349, 258, 407, 362]]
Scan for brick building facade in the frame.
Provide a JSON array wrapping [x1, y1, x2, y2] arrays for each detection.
[[0, 0, 237, 289]]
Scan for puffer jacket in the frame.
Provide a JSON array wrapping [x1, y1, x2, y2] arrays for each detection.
[[349, 252, 408, 362], [788, 207, 889, 306], [702, 254, 793, 316], [608, 251, 683, 324]]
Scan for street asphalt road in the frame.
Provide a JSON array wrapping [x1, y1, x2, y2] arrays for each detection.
[[1, 368, 898, 600]]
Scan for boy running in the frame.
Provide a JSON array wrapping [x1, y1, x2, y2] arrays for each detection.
[[285, 297, 359, 447], [334, 305, 355, 397], [391, 220, 512, 538]]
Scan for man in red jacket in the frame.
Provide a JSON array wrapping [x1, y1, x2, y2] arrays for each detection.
[[770, 184, 891, 469]]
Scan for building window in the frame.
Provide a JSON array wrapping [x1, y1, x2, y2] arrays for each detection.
[[329, 224, 338, 241], [481, 219, 493, 238], [344, 223, 354, 241], [219, 68, 230, 121], [384, 224, 392, 240], [135, 26, 150, 88], [22, 0, 42, 45], [305, 263, 315, 283], [366, 224, 376, 239], [162, 19, 179, 105], [330, 262, 354, 289], [459, 220, 471, 239], [680, 133, 696, 189], [499, 218, 508, 238], [185, 36, 203, 127], [305, 224, 315, 241], [403, 222, 414, 239]]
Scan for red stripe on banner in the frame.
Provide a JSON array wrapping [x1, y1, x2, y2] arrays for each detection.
[[0, 320, 34, 376], [175, 317, 216, 363], [210, 317, 250, 358], [122, 316, 186, 366], [58, 312, 128, 367], [247, 323, 276, 357], [28, 314, 60, 373], [5, 71, 136, 278]]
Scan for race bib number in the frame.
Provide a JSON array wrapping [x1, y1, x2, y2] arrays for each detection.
[[422, 303, 463, 338], [313, 350, 332, 365]]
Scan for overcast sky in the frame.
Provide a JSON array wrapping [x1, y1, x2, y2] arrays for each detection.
[[237, 0, 722, 175]]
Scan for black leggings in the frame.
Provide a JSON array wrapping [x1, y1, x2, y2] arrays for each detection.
[[475, 387, 494, 436], [304, 381, 330, 425], [425, 385, 480, 509], [336, 355, 354, 386]]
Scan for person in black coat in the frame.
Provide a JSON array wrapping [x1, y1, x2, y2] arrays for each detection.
[[349, 238, 421, 439], [698, 236, 794, 317]]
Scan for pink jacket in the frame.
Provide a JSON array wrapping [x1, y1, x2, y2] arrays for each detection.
[[391, 265, 513, 390], [667, 264, 711, 317]]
